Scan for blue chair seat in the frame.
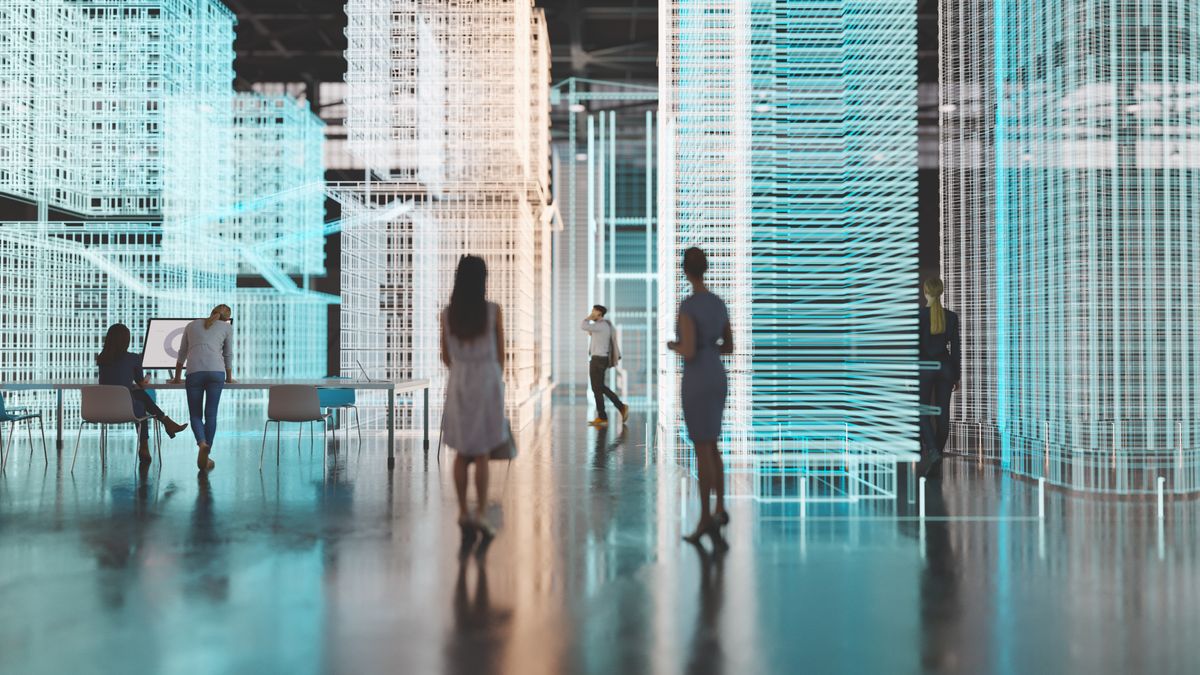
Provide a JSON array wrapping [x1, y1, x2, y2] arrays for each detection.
[[0, 392, 48, 470]]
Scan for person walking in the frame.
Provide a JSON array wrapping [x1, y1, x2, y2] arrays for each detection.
[[668, 247, 733, 548], [581, 305, 629, 427], [441, 255, 507, 550], [918, 278, 961, 479], [96, 323, 188, 464], [168, 304, 234, 472]]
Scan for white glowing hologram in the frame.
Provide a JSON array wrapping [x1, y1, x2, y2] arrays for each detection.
[[340, 1, 553, 432]]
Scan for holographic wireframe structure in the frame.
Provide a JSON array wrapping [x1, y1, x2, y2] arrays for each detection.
[[227, 93, 327, 276], [0, 0, 332, 425], [659, 0, 919, 500], [550, 79, 658, 405], [341, 1, 553, 431], [942, 0, 1200, 494]]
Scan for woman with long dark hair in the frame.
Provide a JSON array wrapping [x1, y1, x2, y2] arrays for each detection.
[[96, 323, 188, 464], [168, 304, 235, 472], [668, 247, 734, 548], [440, 256, 506, 549], [918, 278, 960, 478]]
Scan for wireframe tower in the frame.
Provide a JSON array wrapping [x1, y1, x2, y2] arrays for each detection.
[[659, 1, 919, 478], [341, 0, 553, 429], [0, 0, 331, 420], [941, 0, 1200, 493]]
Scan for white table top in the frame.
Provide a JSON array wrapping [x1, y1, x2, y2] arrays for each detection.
[[0, 379, 429, 392]]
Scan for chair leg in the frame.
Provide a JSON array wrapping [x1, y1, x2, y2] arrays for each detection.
[[276, 423, 281, 464], [353, 406, 363, 448], [26, 420, 34, 459], [0, 422, 7, 472], [4, 422, 14, 464], [38, 415, 47, 464], [260, 421, 270, 470], [323, 421, 328, 471], [70, 422, 86, 472]]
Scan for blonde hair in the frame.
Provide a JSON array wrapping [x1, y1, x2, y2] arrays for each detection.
[[204, 304, 231, 330], [923, 278, 945, 335]]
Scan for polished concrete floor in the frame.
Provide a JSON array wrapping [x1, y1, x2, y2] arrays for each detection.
[[2, 403, 1199, 674]]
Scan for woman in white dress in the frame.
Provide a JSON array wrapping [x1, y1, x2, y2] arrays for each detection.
[[440, 255, 506, 546]]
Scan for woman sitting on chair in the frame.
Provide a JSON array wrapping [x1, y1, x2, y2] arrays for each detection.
[[96, 323, 188, 464]]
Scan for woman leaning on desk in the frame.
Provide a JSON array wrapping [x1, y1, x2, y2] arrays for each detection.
[[168, 304, 235, 472]]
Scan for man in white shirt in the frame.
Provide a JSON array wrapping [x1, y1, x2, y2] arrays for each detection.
[[581, 304, 629, 427]]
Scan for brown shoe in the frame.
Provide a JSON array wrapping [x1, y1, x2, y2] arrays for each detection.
[[197, 442, 215, 471], [162, 418, 188, 439], [138, 438, 152, 464]]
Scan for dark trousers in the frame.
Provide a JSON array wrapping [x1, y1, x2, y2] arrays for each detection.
[[919, 367, 954, 456], [589, 356, 624, 420], [130, 388, 166, 442]]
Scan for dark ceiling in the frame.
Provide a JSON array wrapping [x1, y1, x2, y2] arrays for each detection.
[[230, 1, 936, 87]]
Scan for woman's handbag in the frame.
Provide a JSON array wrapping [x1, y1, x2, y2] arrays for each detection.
[[489, 419, 518, 460]]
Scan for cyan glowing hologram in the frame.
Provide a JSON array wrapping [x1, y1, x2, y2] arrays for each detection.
[[0, 0, 332, 424], [659, 0, 920, 501], [942, 0, 1200, 494]]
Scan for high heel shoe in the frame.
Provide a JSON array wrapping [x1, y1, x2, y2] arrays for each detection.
[[458, 520, 479, 555], [714, 510, 729, 527], [707, 523, 730, 552], [683, 519, 716, 545]]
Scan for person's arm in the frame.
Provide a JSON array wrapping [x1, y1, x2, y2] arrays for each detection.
[[581, 315, 600, 333], [440, 313, 451, 368], [223, 326, 235, 383], [170, 326, 189, 383], [951, 313, 962, 390], [134, 354, 148, 387], [668, 311, 698, 361], [720, 320, 734, 355], [495, 306, 506, 371]]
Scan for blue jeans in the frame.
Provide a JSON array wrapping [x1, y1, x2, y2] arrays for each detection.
[[186, 372, 225, 448]]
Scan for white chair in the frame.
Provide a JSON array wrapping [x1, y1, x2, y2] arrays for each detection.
[[261, 385, 330, 469], [71, 385, 159, 472]]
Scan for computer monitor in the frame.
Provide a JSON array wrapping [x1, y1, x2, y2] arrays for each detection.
[[141, 318, 232, 369]]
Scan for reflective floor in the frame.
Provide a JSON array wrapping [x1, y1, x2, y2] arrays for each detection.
[[2, 403, 1199, 674]]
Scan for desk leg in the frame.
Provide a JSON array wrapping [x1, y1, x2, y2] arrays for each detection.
[[387, 388, 395, 470], [56, 389, 64, 450], [423, 387, 430, 452]]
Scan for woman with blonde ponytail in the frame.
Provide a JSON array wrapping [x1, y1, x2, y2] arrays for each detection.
[[918, 278, 960, 478], [168, 304, 235, 471]]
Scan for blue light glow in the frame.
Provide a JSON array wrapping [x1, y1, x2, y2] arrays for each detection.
[[659, 0, 919, 467], [0, 0, 331, 421], [942, 0, 1200, 493]]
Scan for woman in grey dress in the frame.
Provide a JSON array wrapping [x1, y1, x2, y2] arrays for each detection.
[[668, 248, 734, 547], [441, 255, 506, 549]]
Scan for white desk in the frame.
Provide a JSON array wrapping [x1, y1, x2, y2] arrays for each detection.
[[0, 379, 431, 469]]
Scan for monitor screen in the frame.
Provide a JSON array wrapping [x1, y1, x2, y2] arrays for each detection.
[[141, 318, 232, 369]]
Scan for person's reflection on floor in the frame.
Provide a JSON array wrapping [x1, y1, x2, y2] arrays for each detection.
[[184, 472, 229, 601], [445, 554, 511, 675], [916, 476, 962, 672], [83, 464, 176, 609], [685, 544, 726, 675]]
